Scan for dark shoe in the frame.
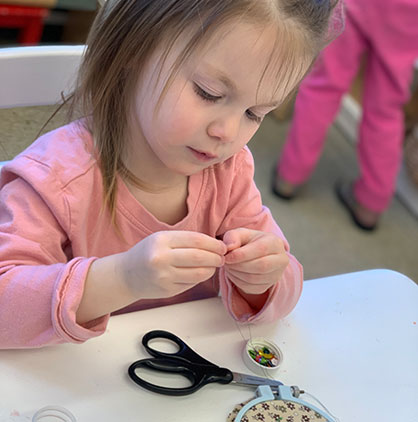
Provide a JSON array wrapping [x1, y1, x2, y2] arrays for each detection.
[[335, 181, 380, 231], [271, 168, 299, 200]]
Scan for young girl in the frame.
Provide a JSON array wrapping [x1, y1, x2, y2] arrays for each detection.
[[0, 0, 339, 348]]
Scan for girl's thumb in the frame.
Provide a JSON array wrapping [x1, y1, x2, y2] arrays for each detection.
[[223, 230, 240, 251]]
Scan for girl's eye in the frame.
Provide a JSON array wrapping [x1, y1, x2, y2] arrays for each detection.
[[194, 83, 262, 124], [246, 109, 263, 124], [193, 84, 222, 102]]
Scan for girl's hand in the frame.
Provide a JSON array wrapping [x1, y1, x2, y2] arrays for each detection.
[[120, 231, 227, 300], [222, 228, 289, 296]]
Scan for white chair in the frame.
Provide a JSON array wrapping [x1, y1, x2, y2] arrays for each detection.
[[0, 45, 85, 169]]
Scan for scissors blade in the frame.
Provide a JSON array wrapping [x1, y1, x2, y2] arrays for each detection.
[[230, 372, 283, 389]]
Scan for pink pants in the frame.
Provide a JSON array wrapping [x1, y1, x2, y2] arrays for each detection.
[[277, 0, 418, 212]]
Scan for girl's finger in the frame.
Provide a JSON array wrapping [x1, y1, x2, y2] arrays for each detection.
[[170, 248, 225, 268], [226, 271, 273, 294], [225, 237, 285, 264], [223, 228, 255, 251], [225, 254, 285, 274], [165, 231, 227, 255]]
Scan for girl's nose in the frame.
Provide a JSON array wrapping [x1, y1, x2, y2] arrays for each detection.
[[207, 115, 240, 143]]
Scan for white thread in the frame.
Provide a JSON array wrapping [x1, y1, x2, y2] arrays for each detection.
[[234, 320, 252, 343], [262, 366, 274, 380], [302, 392, 341, 422], [235, 321, 339, 422], [32, 406, 76, 422]]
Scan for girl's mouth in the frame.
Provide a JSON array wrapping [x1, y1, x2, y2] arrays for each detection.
[[188, 147, 218, 162]]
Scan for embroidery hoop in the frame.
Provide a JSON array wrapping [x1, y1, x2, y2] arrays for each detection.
[[233, 385, 337, 422]]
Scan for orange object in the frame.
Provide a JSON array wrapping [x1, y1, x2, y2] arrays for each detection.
[[0, 5, 49, 45]]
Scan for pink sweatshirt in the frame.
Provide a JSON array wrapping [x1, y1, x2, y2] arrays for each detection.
[[0, 123, 303, 349]]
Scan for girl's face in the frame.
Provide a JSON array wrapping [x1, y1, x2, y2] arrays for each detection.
[[128, 21, 306, 184]]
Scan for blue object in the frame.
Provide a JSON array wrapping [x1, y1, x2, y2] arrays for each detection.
[[234, 385, 337, 422]]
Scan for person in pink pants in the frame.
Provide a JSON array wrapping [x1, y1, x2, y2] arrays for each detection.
[[273, 0, 418, 231]]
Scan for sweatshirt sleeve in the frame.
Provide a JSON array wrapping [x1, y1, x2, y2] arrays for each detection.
[[217, 148, 303, 323], [0, 172, 108, 349]]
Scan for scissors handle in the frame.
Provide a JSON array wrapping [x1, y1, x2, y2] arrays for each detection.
[[128, 357, 233, 396], [142, 330, 214, 366]]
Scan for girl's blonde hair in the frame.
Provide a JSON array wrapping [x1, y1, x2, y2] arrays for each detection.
[[69, 0, 342, 222]]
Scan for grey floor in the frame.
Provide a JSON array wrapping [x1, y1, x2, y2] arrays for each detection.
[[1, 106, 417, 283]]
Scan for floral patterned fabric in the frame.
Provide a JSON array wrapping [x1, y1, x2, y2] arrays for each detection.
[[227, 399, 328, 422]]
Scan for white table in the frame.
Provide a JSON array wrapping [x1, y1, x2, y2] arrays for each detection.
[[0, 269, 417, 422]]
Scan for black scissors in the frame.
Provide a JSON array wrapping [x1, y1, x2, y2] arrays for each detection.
[[128, 330, 285, 396]]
